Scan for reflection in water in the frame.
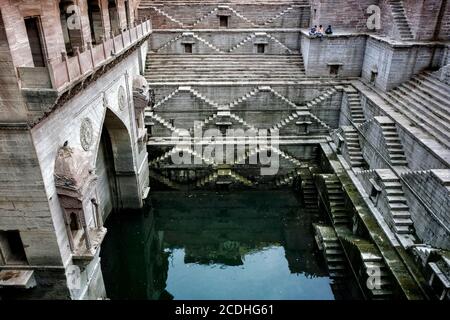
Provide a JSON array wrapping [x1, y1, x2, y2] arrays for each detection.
[[101, 191, 335, 300]]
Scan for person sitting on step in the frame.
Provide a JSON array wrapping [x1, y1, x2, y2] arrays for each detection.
[[325, 25, 333, 35], [317, 25, 324, 40], [309, 25, 318, 37]]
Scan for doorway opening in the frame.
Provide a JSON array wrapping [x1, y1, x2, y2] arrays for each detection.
[[24, 17, 46, 67]]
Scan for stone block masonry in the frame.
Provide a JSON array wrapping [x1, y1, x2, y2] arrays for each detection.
[[401, 170, 450, 249], [361, 37, 444, 91], [0, 129, 62, 265], [309, 0, 379, 32], [301, 32, 367, 78]]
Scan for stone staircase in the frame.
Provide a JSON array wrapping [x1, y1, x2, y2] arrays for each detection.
[[267, 87, 300, 109], [233, 146, 302, 167], [153, 34, 184, 53], [190, 114, 219, 134], [309, 113, 332, 132], [265, 33, 294, 53], [305, 88, 337, 109], [301, 170, 318, 208], [145, 54, 306, 83], [261, 5, 295, 26], [144, 5, 186, 27], [379, 170, 414, 235], [195, 171, 219, 188], [322, 174, 352, 227], [340, 235, 394, 299], [342, 127, 365, 168], [228, 33, 258, 52], [191, 33, 224, 53], [388, 0, 414, 40], [314, 225, 349, 279], [191, 7, 220, 27], [149, 170, 183, 190], [234, 146, 261, 165], [228, 113, 258, 132], [378, 119, 408, 167], [228, 170, 253, 186], [195, 169, 253, 187], [182, 86, 220, 108], [145, 111, 185, 136], [152, 87, 180, 109], [271, 147, 303, 167], [220, 5, 257, 27], [151, 85, 219, 110], [227, 87, 260, 108], [275, 169, 301, 187], [139, 1, 310, 27], [347, 91, 365, 125], [387, 71, 450, 148], [270, 110, 301, 132], [149, 147, 215, 167]]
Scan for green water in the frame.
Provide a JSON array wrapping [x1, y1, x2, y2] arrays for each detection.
[[100, 190, 338, 300]]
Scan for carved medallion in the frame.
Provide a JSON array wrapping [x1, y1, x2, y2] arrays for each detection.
[[80, 118, 93, 151], [118, 86, 127, 111]]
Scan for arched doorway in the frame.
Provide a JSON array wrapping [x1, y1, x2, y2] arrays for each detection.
[[95, 109, 141, 220]]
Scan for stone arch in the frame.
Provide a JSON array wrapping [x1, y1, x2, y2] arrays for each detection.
[[103, 108, 135, 174], [94, 108, 141, 219]]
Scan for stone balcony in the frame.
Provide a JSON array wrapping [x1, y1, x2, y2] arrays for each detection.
[[17, 20, 152, 94], [72, 227, 107, 266]]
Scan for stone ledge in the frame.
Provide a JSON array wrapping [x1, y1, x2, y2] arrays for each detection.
[[0, 270, 36, 289]]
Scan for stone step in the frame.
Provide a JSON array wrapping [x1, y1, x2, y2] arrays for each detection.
[[386, 90, 450, 146], [392, 87, 450, 130], [386, 189, 403, 196], [409, 77, 450, 106], [420, 72, 450, 94], [389, 203, 409, 211], [361, 252, 382, 262], [326, 249, 344, 255], [327, 256, 345, 263], [387, 196, 407, 203], [371, 289, 394, 298], [328, 264, 346, 271], [388, 148, 404, 155], [393, 217, 413, 226], [395, 225, 412, 234], [364, 261, 385, 269]]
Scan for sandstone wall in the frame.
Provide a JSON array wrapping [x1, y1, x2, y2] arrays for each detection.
[[362, 37, 442, 90], [401, 170, 450, 249], [310, 0, 379, 32], [301, 33, 367, 77]]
